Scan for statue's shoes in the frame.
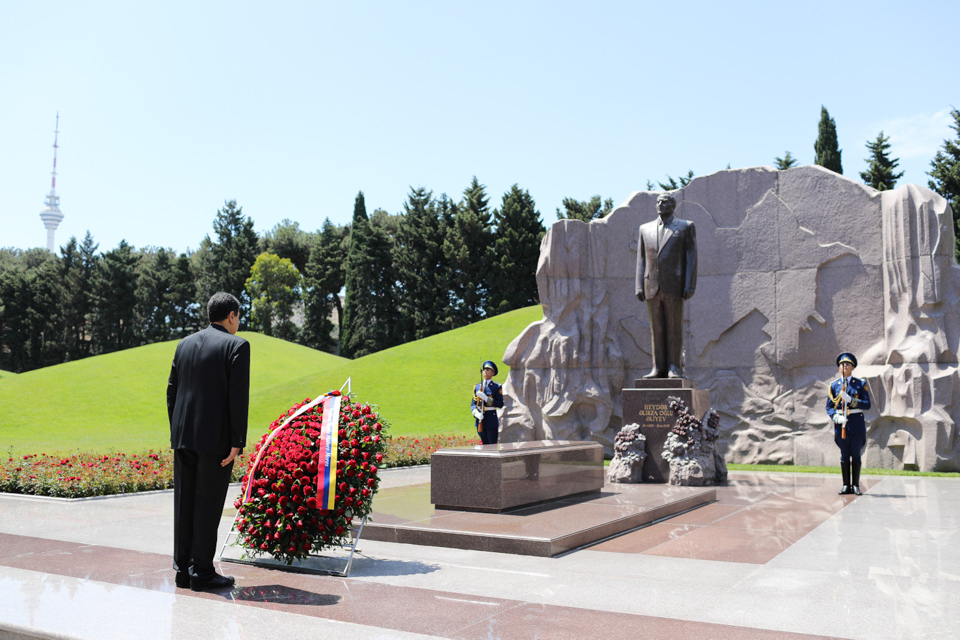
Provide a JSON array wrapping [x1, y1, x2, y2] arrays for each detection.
[[643, 369, 663, 379], [666, 366, 682, 379]]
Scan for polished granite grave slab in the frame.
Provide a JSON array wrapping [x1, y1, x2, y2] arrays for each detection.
[[430, 440, 604, 512], [365, 479, 714, 556]]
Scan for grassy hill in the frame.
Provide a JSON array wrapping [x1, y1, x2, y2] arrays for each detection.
[[0, 306, 542, 454]]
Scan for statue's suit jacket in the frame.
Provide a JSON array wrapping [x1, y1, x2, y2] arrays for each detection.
[[167, 324, 250, 455], [635, 214, 698, 300]]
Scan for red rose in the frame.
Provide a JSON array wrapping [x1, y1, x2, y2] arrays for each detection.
[[370, 465, 378, 474], [375, 454, 383, 463], [345, 497, 354, 506], [306, 497, 317, 508], [335, 526, 345, 535], [366, 478, 375, 487]]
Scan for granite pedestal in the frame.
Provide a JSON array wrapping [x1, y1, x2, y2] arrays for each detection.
[[622, 379, 710, 483], [430, 440, 604, 512]]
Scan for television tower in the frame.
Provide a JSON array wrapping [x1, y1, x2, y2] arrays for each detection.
[[39, 113, 64, 252]]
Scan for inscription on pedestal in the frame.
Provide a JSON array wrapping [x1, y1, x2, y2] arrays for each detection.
[[622, 385, 710, 483]]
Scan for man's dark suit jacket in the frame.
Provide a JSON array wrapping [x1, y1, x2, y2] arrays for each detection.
[[167, 324, 250, 454], [635, 213, 697, 300]]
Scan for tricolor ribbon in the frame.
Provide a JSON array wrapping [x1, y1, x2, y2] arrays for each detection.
[[241, 390, 342, 513]]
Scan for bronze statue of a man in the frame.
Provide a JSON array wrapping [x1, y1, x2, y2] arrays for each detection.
[[635, 194, 697, 378]]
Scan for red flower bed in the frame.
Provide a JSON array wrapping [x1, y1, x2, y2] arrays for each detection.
[[0, 450, 238, 498], [233, 395, 388, 564], [382, 434, 481, 467], [0, 431, 477, 500]]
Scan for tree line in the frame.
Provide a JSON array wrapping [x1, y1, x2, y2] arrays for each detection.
[[0, 178, 550, 372], [4, 108, 960, 373]]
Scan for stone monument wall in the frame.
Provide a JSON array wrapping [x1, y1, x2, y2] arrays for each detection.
[[500, 166, 960, 472]]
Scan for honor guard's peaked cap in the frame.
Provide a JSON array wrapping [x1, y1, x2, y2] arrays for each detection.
[[836, 352, 858, 368], [482, 360, 499, 375]]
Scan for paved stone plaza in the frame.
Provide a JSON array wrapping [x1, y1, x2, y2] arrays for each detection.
[[0, 468, 957, 639]]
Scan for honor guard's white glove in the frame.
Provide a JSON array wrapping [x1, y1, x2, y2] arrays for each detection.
[[472, 408, 483, 421], [476, 391, 488, 403], [833, 414, 848, 425], [840, 390, 852, 403]]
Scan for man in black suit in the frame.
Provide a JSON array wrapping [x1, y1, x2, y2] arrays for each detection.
[[167, 292, 250, 591], [635, 193, 698, 378]]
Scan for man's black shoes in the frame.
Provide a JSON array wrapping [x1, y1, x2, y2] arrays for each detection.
[[175, 572, 191, 588], [838, 485, 852, 495], [852, 486, 862, 496], [190, 573, 236, 591]]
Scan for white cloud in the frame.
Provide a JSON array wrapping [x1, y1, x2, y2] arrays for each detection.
[[875, 108, 955, 159]]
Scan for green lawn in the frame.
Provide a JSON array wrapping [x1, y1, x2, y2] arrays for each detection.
[[0, 306, 542, 454], [0, 369, 16, 380], [727, 463, 960, 478]]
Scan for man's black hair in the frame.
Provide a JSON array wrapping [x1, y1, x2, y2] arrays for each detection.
[[207, 292, 240, 323]]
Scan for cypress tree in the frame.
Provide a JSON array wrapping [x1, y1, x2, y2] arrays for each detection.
[[860, 131, 903, 191], [445, 177, 494, 328], [58, 233, 98, 360], [341, 193, 400, 358], [488, 185, 546, 315], [928, 108, 960, 261], [814, 106, 843, 174]]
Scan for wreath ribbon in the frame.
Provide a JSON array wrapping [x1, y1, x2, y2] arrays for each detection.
[[241, 391, 341, 512]]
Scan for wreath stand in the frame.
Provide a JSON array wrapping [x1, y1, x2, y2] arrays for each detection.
[[218, 515, 367, 578]]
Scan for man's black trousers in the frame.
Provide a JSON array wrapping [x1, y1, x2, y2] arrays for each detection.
[[173, 449, 234, 579]]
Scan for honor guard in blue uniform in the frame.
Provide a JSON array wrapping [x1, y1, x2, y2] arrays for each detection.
[[826, 352, 871, 495], [471, 361, 504, 445]]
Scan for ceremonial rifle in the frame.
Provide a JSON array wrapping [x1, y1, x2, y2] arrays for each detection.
[[840, 376, 848, 440]]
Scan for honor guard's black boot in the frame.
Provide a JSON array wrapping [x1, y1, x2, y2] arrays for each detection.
[[851, 460, 862, 496], [839, 461, 851, 495]]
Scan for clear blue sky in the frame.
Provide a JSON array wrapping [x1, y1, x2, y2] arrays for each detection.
[[1, 1, 956, 255]]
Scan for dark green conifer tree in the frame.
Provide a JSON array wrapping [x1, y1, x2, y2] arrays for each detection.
[[774, 151, 799, 170], [656, 171, 695, 191], [90, 240, 140, 353], [0, 249, 62, 372], [136, 247, 175, 344], [169, 252, 199, 338], [260, 219, 313, 274], [445, 177, 494, 328], [556, 195, 614, 222], [341, 193, 400, 358], [814, 106, 843, 174], [58, 232, 98, 360], [488, 185, 546, 315], [860, 131, 903, 191], [395, 187, 449, 342], [302, 218, 348, 353], [196, 200, 259, 327], [928, 108, 960, 260]]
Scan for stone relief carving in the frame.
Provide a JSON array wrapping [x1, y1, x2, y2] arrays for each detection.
[[500, 166, 960, 472]]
